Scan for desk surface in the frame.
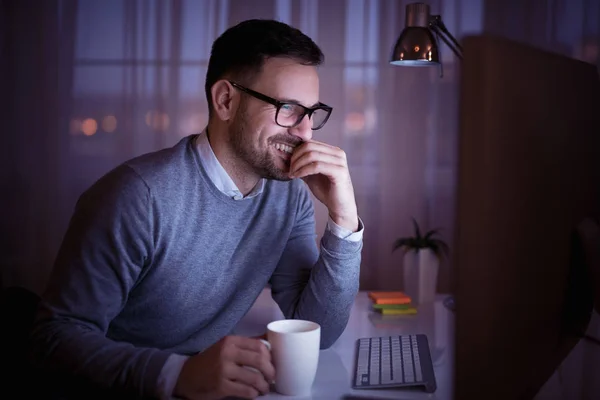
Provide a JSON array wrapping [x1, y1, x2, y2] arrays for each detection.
[[233, 289, 455, 400]]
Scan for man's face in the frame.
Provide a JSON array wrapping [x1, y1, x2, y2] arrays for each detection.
[[228, 57, 319, 181]]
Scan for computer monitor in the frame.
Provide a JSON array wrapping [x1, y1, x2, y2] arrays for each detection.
[[453, 34, 600, 400]]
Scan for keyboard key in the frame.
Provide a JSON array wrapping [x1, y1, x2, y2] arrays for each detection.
[[369, 338, 380, 385], [370, 374, 380, 385], [415, 358, 423, 382]]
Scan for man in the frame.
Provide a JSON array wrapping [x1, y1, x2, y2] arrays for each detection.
[[30, 19, 363, 400]]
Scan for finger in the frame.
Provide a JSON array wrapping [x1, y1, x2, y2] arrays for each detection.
[[221, 379, 261, 399], [301, 139, 341, 151], [230, 363, 270, 394], [292, 162, 347, 181], [233, 336, 270, 353], [291, 141, 343, 163], [290, 151, 345, 176], [291, 141, 345, 165], [235, 348, 276, 382]]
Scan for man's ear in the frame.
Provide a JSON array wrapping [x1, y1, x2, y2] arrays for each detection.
[[211, 80, 236, 121]]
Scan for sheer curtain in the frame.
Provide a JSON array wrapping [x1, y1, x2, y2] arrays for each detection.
[[62, 0, 473, 293], [2, 0, 599, 296]]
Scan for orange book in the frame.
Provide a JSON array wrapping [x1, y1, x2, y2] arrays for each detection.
[[368, 291, 411, 305]]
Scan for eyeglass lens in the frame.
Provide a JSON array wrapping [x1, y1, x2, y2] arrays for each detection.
[[277, 104, 329, 129]]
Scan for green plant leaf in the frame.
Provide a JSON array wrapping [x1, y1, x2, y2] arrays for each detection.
[[430, 238, 450, 258], [411, 217, 422, 240], [424, 228, 441, 241]]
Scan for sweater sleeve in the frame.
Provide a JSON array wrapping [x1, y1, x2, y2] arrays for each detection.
[[29, 165, 172, 398], [268, 183, 363, 349]]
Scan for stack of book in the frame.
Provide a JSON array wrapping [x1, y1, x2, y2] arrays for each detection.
[[367, 291, 417, 315]]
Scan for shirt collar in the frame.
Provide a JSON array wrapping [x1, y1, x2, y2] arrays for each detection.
[[195, 130, 265, 200]]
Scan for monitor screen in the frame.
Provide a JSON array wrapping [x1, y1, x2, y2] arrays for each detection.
[[453, 34, 600, 400]]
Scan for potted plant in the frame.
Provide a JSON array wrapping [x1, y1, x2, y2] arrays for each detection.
[[392, 218, 449, 305]]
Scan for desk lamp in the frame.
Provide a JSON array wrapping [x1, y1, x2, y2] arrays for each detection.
[[390, 2, 462, 76], [390, 2, 461, 310]]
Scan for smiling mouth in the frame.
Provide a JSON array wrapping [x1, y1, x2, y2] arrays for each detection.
[[274, 143, 295, 155]]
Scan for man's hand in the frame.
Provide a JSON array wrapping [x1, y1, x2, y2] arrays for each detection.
[[173, 335, 274, 400], [289, 140, 359, 232]]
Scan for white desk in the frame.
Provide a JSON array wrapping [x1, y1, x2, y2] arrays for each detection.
[[233, 289, 455, 400]]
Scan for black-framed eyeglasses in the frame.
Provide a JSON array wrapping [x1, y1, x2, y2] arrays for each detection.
[[229, 81, 333, 130]]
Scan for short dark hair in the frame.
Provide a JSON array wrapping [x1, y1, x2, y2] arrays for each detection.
[[205, 19, 324, 114]]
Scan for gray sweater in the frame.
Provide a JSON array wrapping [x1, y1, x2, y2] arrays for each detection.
[[30, 134, 362, 398]]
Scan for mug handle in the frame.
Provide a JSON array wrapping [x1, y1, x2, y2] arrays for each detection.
[[259, 339, 271, 351]]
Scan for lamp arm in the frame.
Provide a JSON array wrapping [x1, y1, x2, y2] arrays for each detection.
[[429, 15, 463, 60]]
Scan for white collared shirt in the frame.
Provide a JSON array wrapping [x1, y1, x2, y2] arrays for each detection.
[[195, 130, 264, 200]]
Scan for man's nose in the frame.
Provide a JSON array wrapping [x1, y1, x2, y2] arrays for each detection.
[[289, 114, 313, 141]]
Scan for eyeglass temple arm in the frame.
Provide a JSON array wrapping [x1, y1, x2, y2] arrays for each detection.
[[429, 15, 464, 60]]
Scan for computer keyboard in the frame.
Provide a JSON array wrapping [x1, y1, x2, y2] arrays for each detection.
[[352, 334, 437, 393]]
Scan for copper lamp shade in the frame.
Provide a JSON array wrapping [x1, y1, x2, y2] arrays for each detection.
[[390, 2, 462, 67], [390, 26, 440, 66]]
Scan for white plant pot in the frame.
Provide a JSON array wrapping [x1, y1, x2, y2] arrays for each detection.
[[403, 248, 439, 305]]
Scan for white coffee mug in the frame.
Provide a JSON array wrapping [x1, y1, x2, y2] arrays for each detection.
[[266, 319, 321, 396]]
